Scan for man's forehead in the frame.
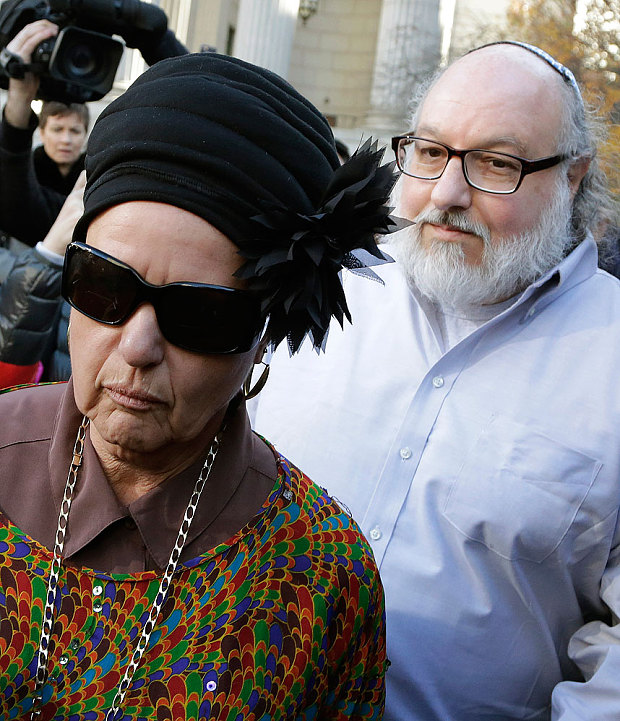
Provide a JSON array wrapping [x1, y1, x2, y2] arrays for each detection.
[[416, 46, 566, 149]]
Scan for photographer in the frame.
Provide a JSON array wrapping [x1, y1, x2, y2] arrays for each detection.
[[0, 21, 85, 256], [0, 4, 187, 384], [0, 7, 187, 267]]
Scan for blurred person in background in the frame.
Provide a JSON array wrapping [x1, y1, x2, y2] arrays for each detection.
[[0, 12, 187, 386], [0, 20, 88, 261], [0, 15, 186, 276], [335, 137, 351, 164], [33, 99, 88, 192]]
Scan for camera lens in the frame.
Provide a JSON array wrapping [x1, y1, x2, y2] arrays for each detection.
[[46, 27, 124, 101], [62, 43, 98, 78]]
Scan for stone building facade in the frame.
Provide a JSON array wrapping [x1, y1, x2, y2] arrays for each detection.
[[119, 0, 508, 146], [21, 0, 511, 153]]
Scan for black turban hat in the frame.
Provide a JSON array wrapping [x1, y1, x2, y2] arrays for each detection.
[[76, 53, 399, 352], [77, 52, 340, 245]]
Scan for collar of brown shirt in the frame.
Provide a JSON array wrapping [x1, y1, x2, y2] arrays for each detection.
[[0, 379, 278, 573]]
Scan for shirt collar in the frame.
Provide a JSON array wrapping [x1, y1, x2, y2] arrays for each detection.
[[508, 234, 598, 319], [126, 403, 255, 569], [404, 234, 598, 327], [50, 382, 259, 569], [538, 233, 597, 291]]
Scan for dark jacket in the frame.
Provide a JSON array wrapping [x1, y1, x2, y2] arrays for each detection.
[[0, 111, 69, 247], [0, 246, 69, 382], [32, 144, 85, 196], [0, 137, 85, 250], [599, 229, 620, 279]]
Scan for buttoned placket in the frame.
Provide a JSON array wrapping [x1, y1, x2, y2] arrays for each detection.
[[358, 282, 552, 567]]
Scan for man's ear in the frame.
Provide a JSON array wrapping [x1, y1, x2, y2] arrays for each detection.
[[567, 156, 591, 198]]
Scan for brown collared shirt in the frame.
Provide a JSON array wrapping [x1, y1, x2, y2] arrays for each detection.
[[0, 379, 277, 573]]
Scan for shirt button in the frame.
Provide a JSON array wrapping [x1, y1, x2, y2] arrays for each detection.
[[93, 584, 103, 596], [432, 375, 444, 388], [400, 447, 412, 460], [59, 654, 69, 666], [369, 526, 382, 541], [69, 639, 80, 651], [93, 601, 103, 613]]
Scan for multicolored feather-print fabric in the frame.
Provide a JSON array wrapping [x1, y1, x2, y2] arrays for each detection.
[[0, 454, 386, 720]]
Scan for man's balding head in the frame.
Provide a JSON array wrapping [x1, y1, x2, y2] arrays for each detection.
[[405, 43, 607, 243], [390, 42, 609, 308]]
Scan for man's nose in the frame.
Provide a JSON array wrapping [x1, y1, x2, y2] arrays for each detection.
[[430, 156, 473, 211]]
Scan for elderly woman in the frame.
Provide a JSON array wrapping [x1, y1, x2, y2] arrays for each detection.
[[0, 54, 397, 720]]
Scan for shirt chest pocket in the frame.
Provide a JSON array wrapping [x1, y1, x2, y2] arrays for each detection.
[[442, 416, 601, 563]]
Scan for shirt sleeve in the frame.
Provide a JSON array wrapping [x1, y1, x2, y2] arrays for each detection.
[[552, 530, 620, 720], [34, 242, 64, 267]]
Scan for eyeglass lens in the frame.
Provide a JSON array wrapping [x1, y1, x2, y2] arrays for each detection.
[[398, 138, 523, 193], [62, 243, 263, 355]]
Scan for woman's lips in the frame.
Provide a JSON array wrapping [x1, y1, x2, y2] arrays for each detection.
[[105, 386, 164, 411]]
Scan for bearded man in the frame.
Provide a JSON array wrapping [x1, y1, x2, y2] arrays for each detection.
[[251, 42, 620, 721]]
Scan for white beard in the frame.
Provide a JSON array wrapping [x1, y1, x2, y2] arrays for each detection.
[[389, 177, 573, 307]]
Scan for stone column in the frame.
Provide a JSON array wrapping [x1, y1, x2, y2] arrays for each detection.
[[234, 0, 300, 79], [366, 0, 442, 133]]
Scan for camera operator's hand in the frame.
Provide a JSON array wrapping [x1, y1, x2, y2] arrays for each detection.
[[4, 19, 58, 129], [41, 170, 85, 256]]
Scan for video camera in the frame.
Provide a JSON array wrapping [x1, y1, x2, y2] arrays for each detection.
[[0, 0, 168, 103]]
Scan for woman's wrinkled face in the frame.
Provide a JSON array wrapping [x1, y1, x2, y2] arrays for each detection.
[[70, 201, 262, 461]]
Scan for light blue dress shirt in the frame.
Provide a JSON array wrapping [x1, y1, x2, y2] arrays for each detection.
[[251, 236, 620, 720]]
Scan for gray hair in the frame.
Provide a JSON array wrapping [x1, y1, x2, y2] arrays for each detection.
[[406, 62, 613, 244], [556, 84, 613, 243]]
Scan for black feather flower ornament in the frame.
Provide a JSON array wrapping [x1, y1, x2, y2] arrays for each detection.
[[235, 139, 403, 354]]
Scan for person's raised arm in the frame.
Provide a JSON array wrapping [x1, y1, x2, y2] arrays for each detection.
[[38, 170, 85, 257], [3, 19, 57, 129], [0, 20, 68, 246]]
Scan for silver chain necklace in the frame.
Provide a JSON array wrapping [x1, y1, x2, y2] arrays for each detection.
[[31, 415, 222, 720]]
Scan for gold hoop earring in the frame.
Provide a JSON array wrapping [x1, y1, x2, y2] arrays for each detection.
[[242, 360, 270, 400]]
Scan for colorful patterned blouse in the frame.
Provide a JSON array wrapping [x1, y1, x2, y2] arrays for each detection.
[[0, 454, 386, 720]]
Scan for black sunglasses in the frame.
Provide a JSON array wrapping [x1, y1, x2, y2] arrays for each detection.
[[62, 242, 264, 355]]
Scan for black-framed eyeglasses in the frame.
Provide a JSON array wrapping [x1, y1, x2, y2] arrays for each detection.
[[62, 242, 264, 355], [391, 135, 568, 194]]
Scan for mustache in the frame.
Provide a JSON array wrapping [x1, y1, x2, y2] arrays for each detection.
[[414, 209, 492, 242]]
